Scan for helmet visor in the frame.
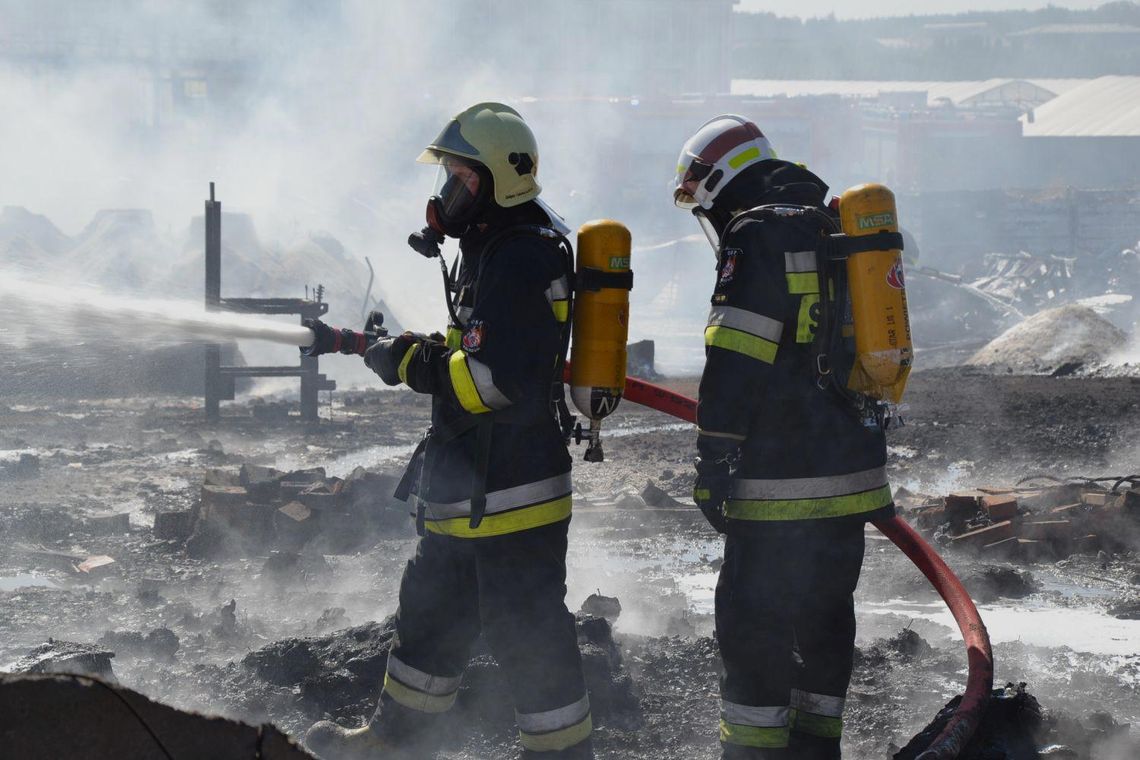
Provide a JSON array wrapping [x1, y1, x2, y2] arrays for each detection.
[[432, 155, 485, 221], [673, 155, 713, 210]]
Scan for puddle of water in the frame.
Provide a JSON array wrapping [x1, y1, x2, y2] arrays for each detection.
[[1036, 575, 1120, 600], [865, 599, 1140, 656], [607, 422, 692, 438], [0, 448, 41, 463], [274, 442, 419, 479], [675, 570, 718, 614], [0, 573, 59, 591]]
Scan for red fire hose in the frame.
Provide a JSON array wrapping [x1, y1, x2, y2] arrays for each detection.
[[614, 373, 994, 759]]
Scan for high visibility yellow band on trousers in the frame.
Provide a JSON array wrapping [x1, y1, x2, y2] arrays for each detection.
[[381, 654, 462, 714], [516, 694, 592, 752], [790, 689, 846, 738]]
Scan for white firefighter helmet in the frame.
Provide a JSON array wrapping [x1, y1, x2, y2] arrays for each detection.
[[672, 115, 777, 211], [418, 102, 541, 208]]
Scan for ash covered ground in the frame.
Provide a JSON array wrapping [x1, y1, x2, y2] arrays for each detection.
[[2, 368, 1139, 758]]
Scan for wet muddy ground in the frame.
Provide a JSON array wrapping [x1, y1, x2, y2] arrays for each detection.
[[1, 367, 1138, 758]]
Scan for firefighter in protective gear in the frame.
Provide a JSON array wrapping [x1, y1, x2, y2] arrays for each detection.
[[304, 102, 592, 760], [674, 115, 895, 760]]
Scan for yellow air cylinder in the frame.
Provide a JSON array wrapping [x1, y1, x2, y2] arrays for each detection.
[[839, 183, 913, 404], [570, 220, 632, 461]]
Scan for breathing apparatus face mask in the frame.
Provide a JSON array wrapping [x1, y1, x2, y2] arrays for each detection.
[[425, 156, 491, 238]]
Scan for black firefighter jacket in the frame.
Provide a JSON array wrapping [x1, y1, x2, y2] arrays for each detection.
[[398, 202, 574, 538], [698, 162, 895, 523]]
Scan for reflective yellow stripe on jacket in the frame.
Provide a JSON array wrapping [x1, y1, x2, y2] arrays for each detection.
[[419, 473, 573, 538], [726, 466, 892, 521], [448, 351, 512, 415], [784, 250, 820, 295], [704, 305, 783, 364]]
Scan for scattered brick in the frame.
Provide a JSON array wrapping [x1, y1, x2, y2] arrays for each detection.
[[1081, 491, 1109, 507], [75, 555, 116, 577], [1072, 534, 1100, 554], [1017, 539, 1049, 562], [154, 510, 195, 541], [86, 513, 130, 536], [945, 491, 984, 527], [981, 495, 1019, 521], [951, 520, 1014, 548], [981, 536, 1019, 558], [1019, 520, 1073, 541], [200, 485, 248, 515]]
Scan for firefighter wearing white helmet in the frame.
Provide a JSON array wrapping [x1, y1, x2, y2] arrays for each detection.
[[675, 115, 895, 760], [305, 102, 592, 759]]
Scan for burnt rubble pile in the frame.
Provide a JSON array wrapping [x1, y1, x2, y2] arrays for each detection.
[[159, 463, 412, 559], [241, 613, 640, 745], [895, 683, 1140, 760], [10, 639, 117, 682], [897, 481, 1140, 562], [0, 672, 312, 759]]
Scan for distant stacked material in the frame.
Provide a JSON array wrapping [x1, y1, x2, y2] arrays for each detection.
[[967, 304, 1126, 372]]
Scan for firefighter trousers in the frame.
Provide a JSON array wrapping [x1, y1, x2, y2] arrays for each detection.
[[716, 517, 866, 760], [369, 517, 593, 758]]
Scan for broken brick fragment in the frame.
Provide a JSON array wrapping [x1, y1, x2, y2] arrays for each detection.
[[1019, 520, 1072, 542], [981, 495, 1018, 522], [951, 520, 1014, 549]]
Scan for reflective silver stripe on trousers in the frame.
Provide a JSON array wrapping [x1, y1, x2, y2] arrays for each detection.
[[721, 701, 791, 727], [467, 355, 511, 410], [386, 653, 462, 696], [790, 689, 845, 717], [732, 466, 887, 500], [785, 250, 817, 273], [516, 693, 590, 733], [707, 306, 783, 341], [422, 472, 572, 520]]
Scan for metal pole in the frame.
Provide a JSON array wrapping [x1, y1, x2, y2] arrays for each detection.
[[204, 182, 222, 421]]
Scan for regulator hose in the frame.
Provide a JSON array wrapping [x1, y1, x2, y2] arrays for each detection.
[[614, 372, 994, 759]]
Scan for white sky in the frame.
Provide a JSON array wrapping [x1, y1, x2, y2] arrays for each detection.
[[736, 0, 1112, 19]]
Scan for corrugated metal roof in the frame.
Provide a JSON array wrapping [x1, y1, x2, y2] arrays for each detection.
[[730, 78, 1080, 107], [732, 79, 948, 101], [1009, 23, 1140, 37], [1021, 76, 1140, 137], [1028, 79, 1088, 96]]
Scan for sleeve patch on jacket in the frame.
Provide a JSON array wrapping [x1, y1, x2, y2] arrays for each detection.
[[718, 249, 741, 285], [461, 320, 485, 352]]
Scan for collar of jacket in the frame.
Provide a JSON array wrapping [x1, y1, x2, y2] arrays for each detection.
[[746, 159, 830, 209], [458, 200, 549, 264]]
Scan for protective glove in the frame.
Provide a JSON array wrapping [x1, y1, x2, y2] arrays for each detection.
[[693, 436, 740, 534], [300, 318, 367, 357], [693, 468, 732, 534], [364, 332, 418, 386]]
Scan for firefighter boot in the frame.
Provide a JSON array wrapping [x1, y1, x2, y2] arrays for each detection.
[[303, 721, 394, 760], [722, 744, 791, 759]]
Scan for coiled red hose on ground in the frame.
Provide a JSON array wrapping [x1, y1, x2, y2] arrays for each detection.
[[611, 373, 994, 759]]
